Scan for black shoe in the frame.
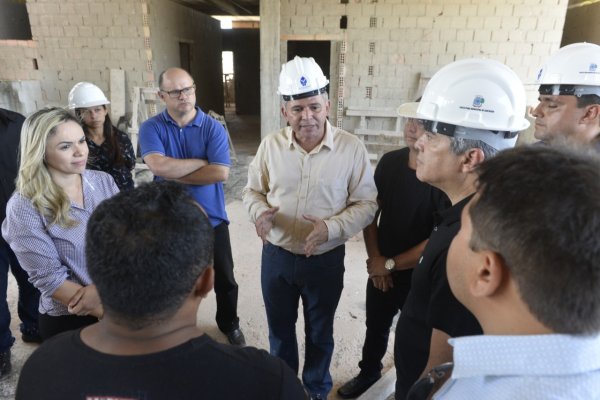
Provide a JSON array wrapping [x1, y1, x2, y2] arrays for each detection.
[[0, 351, 11, 380], [22, 331, 43, 344], [226, 328, 246, 346], [337, 373, 381, 399]]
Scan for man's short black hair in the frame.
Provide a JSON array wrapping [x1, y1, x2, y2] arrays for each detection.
[[86, 181, 214, 329], [469, 145, 600, 335]]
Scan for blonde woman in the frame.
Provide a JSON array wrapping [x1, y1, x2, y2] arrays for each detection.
[[1, 107, 119, 340]]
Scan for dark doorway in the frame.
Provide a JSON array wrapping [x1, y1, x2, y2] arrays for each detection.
[[179, 42, 191, 73], [222, 29, 260, 115], [287, 40, 331, 93]]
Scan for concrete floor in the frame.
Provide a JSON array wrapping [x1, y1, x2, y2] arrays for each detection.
[[0, 109, 396, 399]]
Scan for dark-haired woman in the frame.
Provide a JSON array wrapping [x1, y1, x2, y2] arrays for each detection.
[[68, 82, 136, 190]]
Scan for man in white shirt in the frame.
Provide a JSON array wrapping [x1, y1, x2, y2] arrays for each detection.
[[435, 145, 600, 399], [243, 56, 377, 400]]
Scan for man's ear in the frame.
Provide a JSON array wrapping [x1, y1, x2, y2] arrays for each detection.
[[193, 266, 214, 299], [281, 104, 287, 118], [461, 148, 485, 173], [580, 104, 600, 124], [470, 250, 506, 298]]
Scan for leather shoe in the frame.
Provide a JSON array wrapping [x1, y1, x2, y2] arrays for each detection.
[[0, 351, 11, 380], [226, 328, 246, 346], [22, 331, 43, 344], [337, 373, 381, 398]]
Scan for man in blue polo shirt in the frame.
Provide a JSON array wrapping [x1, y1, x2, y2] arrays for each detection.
[[139, 67, 245, 346]]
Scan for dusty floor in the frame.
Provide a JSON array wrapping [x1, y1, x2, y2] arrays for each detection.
[[0, 110, 395, 399]]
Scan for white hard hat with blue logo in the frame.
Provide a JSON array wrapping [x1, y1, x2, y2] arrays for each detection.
[[536, 42, 600, 97], [398, 58, 529, 151], [278, 56, 329, 101]]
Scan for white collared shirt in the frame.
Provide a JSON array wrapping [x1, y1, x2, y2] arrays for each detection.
[[243, 121, 377, 255], [434, 333, 600, 400]]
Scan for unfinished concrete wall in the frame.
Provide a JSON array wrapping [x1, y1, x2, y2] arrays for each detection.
[[21, 0, 147, 112], [562, 2, 600, 45], [147, 0, 224, 115], [0, 40, 40, 82], [275, 0, 568, 135]]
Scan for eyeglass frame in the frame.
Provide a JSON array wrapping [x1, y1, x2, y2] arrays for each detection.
[[159, 84, 196, 99]]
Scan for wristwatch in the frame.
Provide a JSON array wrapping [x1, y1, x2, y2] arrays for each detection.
[[384, 258, 395, 272]]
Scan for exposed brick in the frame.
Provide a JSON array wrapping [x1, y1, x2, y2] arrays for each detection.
[[416, 16, 431, 28], [460, 4, 477, 16], [399, 16, 417, 29], [456, 29, 474, 42], [494, 4, 514, 16], [408, 4, 426, 17], [519, 17, 537, 30], [442, 4, 460, 17], [491, 30, 509, 42], [450, 16, 467, 29]]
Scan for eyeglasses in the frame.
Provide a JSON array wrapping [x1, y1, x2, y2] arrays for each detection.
[[160, 84, 196, 99]]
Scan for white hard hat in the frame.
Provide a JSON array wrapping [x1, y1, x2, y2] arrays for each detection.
[[278, 56, 329, 100], [398, 58, 529, 151], [536, 42, 600, 96], [68, 82, 110, 109]]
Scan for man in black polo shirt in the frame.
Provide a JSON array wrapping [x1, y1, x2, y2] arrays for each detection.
[[338, 109, 448, 399], [0, 108, 41, 378], [388, 58, 530, 399]]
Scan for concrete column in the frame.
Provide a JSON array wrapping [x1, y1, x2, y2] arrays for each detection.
[[259, 0, 280, 139]]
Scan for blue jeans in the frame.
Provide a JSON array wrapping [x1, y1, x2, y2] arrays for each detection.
[[0, 239, 40, 352], [261, 243, 345, 399]]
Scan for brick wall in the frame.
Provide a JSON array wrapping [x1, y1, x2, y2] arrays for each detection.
[[25, 0, 147, 109], [0, 0, 148, 115], [0, 40, 40, 82], [279, 0, 569, 134]]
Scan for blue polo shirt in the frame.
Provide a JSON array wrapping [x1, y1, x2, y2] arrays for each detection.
[[139, 107, 230, 227]]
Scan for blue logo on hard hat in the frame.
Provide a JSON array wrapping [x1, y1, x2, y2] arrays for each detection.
[[590, 63, 598, 72], [300, 76, 308, 86], [537, 68, 543, 81], [473, 96, 485, 108]]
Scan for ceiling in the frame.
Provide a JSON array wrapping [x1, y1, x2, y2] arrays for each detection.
[[172, 0, 260, 16]]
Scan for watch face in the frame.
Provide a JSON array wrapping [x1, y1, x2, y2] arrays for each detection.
[[385, 259, 395, 271]]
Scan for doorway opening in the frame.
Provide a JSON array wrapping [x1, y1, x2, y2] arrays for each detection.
[[287, 40, 331, 95]]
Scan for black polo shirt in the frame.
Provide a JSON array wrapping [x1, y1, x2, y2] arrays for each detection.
[[0, 108, 25, 224], [394, 194, 482, 398], [375, 148, 449, 260]]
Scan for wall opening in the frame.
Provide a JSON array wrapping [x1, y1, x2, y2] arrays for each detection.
[[286, 40, 332, 96], [0, 0, 32, 40], [222, 51, 235, 109], [179, 42, 191, 73]]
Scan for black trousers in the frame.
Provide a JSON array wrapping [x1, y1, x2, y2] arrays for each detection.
[[38, 313, 98, 341], [213, 222, 239, 333], [358, 269, 412, 378]]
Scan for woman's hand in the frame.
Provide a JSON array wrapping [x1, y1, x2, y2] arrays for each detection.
[[68, 285, 104, 319]]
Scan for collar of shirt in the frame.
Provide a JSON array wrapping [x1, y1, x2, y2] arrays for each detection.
[[74, 170, 99, 211], [162, 106, 204, 128], [433, 193, 474, 227], [449, 333, 600, 378], [285, 121, 335, 153]]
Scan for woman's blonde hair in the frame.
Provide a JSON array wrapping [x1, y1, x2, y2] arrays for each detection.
[[16, 107, 82, 227]]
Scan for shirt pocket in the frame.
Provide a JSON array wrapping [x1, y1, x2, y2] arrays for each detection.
[[311, 178, 348, 215]]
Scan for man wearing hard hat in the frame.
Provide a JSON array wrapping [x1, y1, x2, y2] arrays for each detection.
[[243, 56, 377, 400], [385, 58, 530, 399], [532, 42, 600, 151]]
